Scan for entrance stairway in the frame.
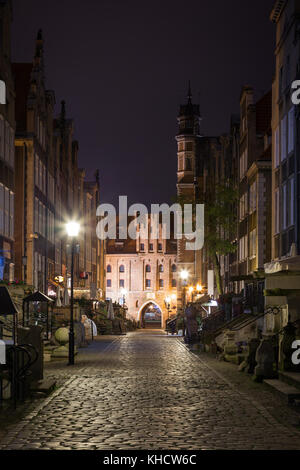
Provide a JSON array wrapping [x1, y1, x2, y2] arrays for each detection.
[[264, 372, 300, 405]]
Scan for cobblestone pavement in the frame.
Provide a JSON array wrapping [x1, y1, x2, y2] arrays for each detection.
[[1, 330, 300, 450]]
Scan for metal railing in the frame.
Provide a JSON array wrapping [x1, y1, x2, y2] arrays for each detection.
[[0, 343, 38, 408]]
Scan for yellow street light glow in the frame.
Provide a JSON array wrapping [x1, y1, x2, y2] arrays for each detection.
[[180, 269, 189, 281], [165, 296, 171, 304], [196, 283, 203, 292], [66, 221, 80, 237], [188, 286, 194, 294], [120, 288, 127, 296], [171, 294, 177, 301]]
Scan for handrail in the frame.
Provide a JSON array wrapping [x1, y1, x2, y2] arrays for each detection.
[[0, 343, 39, 408]]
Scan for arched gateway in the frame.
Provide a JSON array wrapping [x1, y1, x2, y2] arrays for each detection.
[[137, 301, 163, 329]]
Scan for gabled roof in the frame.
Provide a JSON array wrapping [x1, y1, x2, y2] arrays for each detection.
[[23, 291, 53, 303]]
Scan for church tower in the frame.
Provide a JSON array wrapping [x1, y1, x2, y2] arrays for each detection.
[[176, 83, 202, 308]]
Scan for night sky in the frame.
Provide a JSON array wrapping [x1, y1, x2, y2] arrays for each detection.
[[11, 0, 275, 208]]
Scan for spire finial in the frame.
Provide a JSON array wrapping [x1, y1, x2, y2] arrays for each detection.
[[61, 100, 66, 119], [187, 80, 192, 104]]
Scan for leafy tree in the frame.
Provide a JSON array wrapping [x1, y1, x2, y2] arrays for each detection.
[[176, 181, 238, 296]]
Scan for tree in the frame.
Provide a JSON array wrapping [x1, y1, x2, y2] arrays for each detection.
[[176, 181, 238, 296], [204, 183, 238, 295]]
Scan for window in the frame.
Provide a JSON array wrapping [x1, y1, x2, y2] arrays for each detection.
[[159, 279, 164, 288], [275, 189, 279, 234], [159, 264, 164, 273], [239, 235, 248, 261], [145, 264, 151, 273], [185, 157, 192, 171], [239, 193, 248, 220], [158, 243, 162, 251], [146, 279, 151, 288], [119, 279, 125, 288], [171, 264, 177, 272], [107, 279, 111, 287], [107, 265, 112, 273], [149, 243, 153, 251], [186, 142, 193, 151], [288, 107, 294, 154], [288, 177, 294, 227], [239, 149, 248, 180], [282, 183, 287, 230], [140, 243, 144, 251], [172, 279, 177, 288], [249, 181, 257, 213], [279, 66, 283, 95], [281, 115, 287, 161], [249, 229, 256, 258], [275, 126, 280, 167], [119, 265, 125, 273]]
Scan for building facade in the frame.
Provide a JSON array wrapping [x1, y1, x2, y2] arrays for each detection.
[[263, 0, 300, 334], [0, 0, 15, 281], [13, 32, 104, 300], [106, 217, 177, 327]]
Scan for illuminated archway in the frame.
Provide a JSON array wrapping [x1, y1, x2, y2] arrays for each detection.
[[137, 300, 163, 329]]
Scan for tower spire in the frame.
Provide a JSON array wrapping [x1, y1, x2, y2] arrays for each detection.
[[187, 80, 192, 104]]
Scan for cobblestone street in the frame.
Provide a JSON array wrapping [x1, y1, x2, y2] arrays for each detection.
[[1, 330, 300, 450]]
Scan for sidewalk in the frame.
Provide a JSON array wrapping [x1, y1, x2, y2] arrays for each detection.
[[0, 335, 120, 442], [182, 343, 300, 430]]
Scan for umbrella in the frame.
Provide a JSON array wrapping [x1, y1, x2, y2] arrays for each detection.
[[63, 287, 70, 306], [107, 299, 114, 320], [55, 285, 62, 307]]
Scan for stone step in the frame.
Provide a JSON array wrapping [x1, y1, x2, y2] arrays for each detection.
[[279, 371, 300, 390], [30, 379, 56, 395], [264, 379, 300, 404]]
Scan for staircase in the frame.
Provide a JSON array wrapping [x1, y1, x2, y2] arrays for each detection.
[[264, 372, 300, 405]]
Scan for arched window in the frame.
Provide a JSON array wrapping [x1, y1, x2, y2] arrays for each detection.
[[171, 264, 177, 273], [159, 264, 164, 273], [107, 265, 112, 273], [145, 264, 151, 273], [119, 265, 125, 273]]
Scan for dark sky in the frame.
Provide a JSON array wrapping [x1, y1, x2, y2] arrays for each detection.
[[11, 0, 275, 208]]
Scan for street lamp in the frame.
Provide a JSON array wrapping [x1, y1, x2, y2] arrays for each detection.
[[66, 221, 80, 366], [180, 270, 189, 309], [164, 296, 171, 320], [120, 287, 127, 306]]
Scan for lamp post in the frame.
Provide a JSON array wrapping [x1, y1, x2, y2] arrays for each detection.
[[66, 221, 80, 366], [164, 296, 171, 320], [180, 269, 189, 309], [120, 287, 127, 306]]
